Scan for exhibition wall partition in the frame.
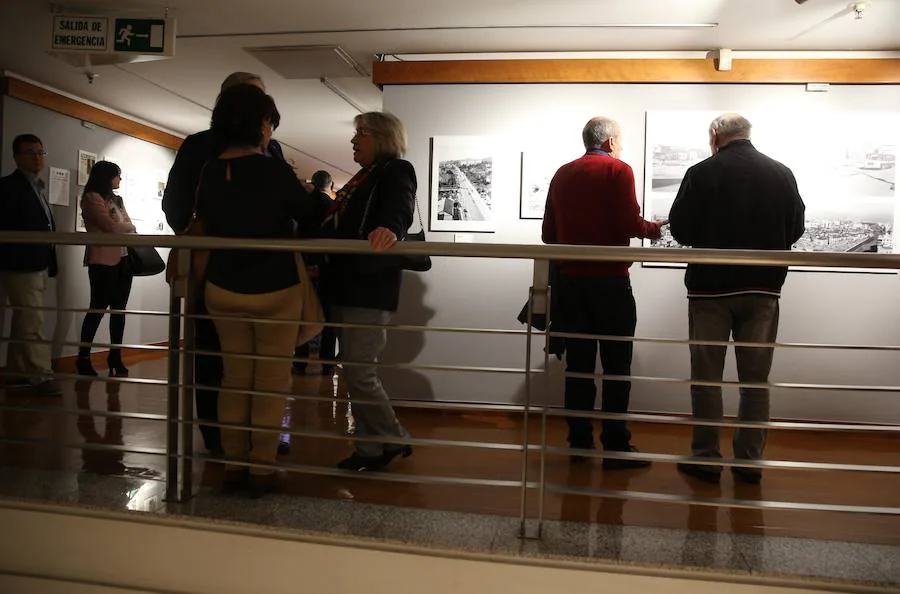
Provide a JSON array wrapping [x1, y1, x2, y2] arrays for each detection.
[[382, 81, 900, 424]]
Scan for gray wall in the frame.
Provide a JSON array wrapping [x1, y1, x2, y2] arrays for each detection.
[[1, 96, 175, 361], [382, 83, 900, 424]]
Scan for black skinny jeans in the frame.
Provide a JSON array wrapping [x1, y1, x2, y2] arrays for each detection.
[[79, 261, 133, 362]]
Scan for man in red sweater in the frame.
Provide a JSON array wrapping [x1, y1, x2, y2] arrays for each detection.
[[542, 116, 663, 468]]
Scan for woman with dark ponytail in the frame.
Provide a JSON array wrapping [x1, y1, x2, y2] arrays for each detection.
[[76, 161, 136, 377]]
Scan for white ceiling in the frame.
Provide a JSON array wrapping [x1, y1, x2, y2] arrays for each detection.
[[1, 0, 898, 183]]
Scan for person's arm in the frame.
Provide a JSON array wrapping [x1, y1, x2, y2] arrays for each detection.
[[668, 167, 701, 247], [0, 177, 17, 231], [541, 177, 558, 244], [162, 133, 207, 233], [82, 192, 136, 233], [278, 164, 320, 238], [786, 169, 806, 245], [613, 164, 661, 240], [364, 160, 415, 249]]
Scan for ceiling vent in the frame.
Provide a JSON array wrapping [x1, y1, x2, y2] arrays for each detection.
[[246, 45, 369, 79]]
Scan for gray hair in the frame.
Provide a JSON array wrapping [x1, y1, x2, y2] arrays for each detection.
[[709, 113, 752, 141], [582, 117, 621, 150], [354, 111, 407, 158], [220, 71, 263, 92]]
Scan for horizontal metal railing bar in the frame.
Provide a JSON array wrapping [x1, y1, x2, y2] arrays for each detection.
[[565, 371, 900, 393], [0, 434, 166, 456], [0, 403, 167, 422], [2, 370, 168, 388], [2, 304, 172, 317], [540, 446, 900, 474], [542, 482, 900, 516], [0, 337, 172, 353], [3, 230, 900, 269], [189, 455, 532, 489]]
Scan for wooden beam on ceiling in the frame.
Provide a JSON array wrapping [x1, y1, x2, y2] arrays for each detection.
[[1, 76, 183, 150], [374, 58, 900, 85]]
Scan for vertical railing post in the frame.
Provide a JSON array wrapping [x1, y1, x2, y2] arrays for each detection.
[[178, 248, 195, 501], [536, 283, 552, 539], [165, 261, 182, 502], [520, 259, 550, 539]]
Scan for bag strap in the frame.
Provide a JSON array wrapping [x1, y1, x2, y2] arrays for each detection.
[[358, 159, 424, 237]]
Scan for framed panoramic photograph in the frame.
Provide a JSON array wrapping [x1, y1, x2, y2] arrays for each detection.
[[519, 146, 581, 220], [642, 110, 899, 273], [429, 136, 499, 233]]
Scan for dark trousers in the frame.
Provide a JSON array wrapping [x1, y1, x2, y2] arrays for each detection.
[[79, 261, 133, 363], [559, 275, 637, 451], [193, 296, 223, 451], [688, 296, 779, 471]]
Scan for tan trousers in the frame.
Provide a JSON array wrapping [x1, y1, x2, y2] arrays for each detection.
[[206, 282, 302, 475], [2, 270, 52, 382]]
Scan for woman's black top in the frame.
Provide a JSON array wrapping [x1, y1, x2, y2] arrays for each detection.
[[197, 154, 319, 294]]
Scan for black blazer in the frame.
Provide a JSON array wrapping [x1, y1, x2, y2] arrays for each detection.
[[162, 128, 286, 233], [0, 169, 58, 276], [669, 140, 806, 296], [322, 158, 416, 312]]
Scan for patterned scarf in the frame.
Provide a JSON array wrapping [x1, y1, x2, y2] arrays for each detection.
[[322, 165, 375, 230]]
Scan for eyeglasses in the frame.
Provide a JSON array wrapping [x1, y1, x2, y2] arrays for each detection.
[[16, 150, 47, 157], [352, 128, 371, 140]]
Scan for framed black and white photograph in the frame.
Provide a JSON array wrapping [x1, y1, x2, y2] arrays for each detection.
[[429, 136, 498, 233], [519, 146, 581, 220], [642, 110, 900, 272], [77, 149, 97, 186]]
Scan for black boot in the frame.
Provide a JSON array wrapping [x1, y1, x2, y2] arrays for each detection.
[[75, 356, 98, 377], [107, 351, 129, 377]]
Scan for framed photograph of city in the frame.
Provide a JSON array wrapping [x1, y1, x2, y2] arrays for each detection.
[[519, 146, 581, 219], [429, 136, 499, 233], [642, 110, 900, 273]]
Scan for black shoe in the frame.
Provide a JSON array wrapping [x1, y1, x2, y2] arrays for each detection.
[[221, 469, 250, 494], [732, 467, 762, 485], [568, 443, 596, 464], [277, 441, 291, 456], [602, 446, 652, 470], [321, 364, 335, 376], [292, 364, 307, 375], [677, 462, 722, 484], [76, 357, 98, 377], [108, 362, 129, 377], [337, 445, 412, 472]]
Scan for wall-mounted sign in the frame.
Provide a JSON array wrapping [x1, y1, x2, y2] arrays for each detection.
[[113, 19, 166, 53], [51, 15, 108, 51]]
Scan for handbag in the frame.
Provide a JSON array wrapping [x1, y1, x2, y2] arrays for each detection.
[[358, 161, 432, 273], [165, 162, 215, 286], [295, 253, 325, 346], [127, 245, 166, 277]]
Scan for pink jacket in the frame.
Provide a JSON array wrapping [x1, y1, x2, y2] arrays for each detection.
[[82, 191, 137, 266]]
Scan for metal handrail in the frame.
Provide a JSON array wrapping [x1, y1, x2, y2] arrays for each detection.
[[1, 230, 899, 269]]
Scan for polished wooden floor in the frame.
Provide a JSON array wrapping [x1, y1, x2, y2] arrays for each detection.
[[2, 355, 899, 546]]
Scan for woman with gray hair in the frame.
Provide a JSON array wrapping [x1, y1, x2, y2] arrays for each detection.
[[321, 111, 415, 471]]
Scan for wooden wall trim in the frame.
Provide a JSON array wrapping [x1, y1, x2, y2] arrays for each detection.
[[373, 58, 900, 85], [2, 77, 183, 150]]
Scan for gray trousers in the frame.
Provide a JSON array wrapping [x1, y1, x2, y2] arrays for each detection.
[[333, 306, 409, 457], [688, 295, 779, 471], [2, 270, 52, 383]]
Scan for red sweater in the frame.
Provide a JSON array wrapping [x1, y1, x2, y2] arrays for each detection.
[[542, 152, 661, 277]]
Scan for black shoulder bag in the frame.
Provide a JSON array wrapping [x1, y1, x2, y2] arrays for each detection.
[[358, 164, 432, 273]]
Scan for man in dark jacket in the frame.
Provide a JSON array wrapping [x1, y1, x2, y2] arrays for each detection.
[[162, 72, 288, 454], [0, 134, 61, 396], [542, 116, 663, 469], [669, 112, 806, 485]]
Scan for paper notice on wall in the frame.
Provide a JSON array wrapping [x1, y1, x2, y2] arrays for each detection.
[[77, 150, 97, 186], [48, 167, 70, 206]]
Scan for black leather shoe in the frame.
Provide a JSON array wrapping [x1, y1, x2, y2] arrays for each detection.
[[602, 446, 652, 470], [677, 462, 722, 484], [338, 445, 412, 471], [277, 441, 291, 456], [568, 443, 596, 464], [76, 357, 98, 377], [221, 469, 250, 494], [732, 467, 762, 485], [248, 474, 278, 499]]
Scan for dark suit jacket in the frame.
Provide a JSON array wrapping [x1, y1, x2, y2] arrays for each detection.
[[669, 140, 806, 296], [0, 169, 58, 276], [162, 129, 286, 233], [321, 158, 415, 312]]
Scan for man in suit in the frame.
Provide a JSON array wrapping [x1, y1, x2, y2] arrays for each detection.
[[162, 72, 288, 455], [0, 134, 61, 396], [669, 113, 805, 485], [542, 117, 663, 468]]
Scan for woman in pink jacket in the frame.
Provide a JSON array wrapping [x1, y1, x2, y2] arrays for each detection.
[[76, 161, 137, 377]]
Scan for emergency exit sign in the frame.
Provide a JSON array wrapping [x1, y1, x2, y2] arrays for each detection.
[[51, 15, 108, 50], [113, 19, 166, 53]]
